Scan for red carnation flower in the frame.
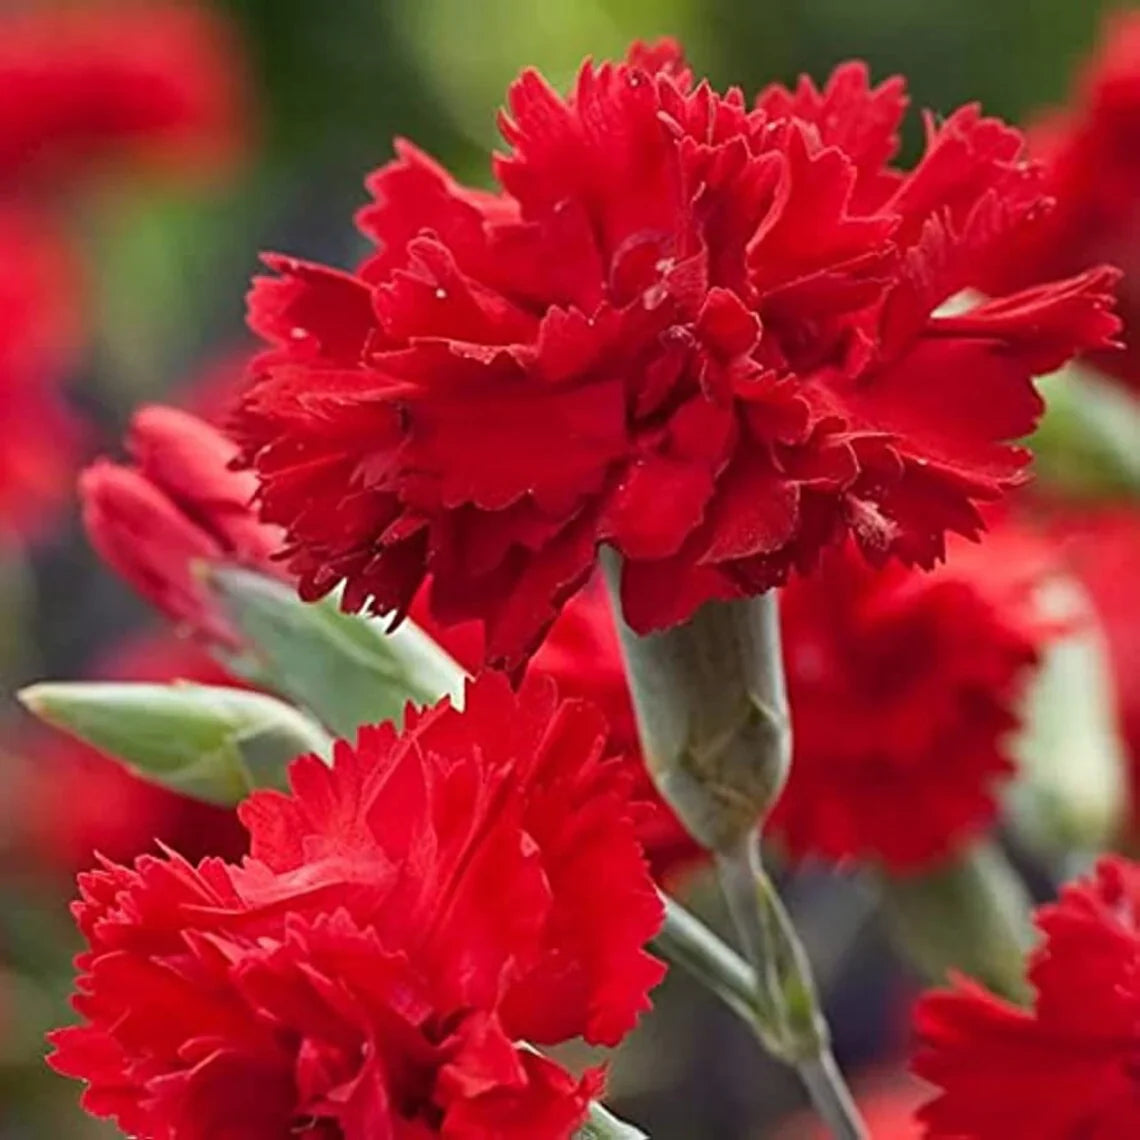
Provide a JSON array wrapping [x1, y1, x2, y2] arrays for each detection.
[[767, 531, 1059, 870], [234, 40, 1119, 668], [983, 13, 1140, 390], [15, 630, 247, 874], [50, 673, 663, 1138], [1046, 506, 1140, 834], [81, 405, 282, 646], [0, 202, 84, 541], [913, 855, 1140, 1138], [0, 1, 247, 187]]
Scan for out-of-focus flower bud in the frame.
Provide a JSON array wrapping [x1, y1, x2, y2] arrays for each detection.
[[80, 405, 281, 646]]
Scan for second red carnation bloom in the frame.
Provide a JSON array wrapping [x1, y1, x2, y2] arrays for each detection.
[[50, 674, 665, 1139]]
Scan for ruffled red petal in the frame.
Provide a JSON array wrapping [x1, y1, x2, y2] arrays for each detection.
[[913, 857, 1140, 1138]]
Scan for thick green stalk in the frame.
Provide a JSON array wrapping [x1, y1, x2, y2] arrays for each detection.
[[656, 894, 864, 1137], [602, 551, 866, 1140], [599, 550, 790, 851]]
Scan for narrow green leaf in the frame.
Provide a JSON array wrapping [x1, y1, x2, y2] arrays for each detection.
[[1032, 366, 1140, 496], [1007, 577, 1130, 855], [202, 567, 467, 738], [20, 682, 331, 806], [878, 842, 1035, 1002]]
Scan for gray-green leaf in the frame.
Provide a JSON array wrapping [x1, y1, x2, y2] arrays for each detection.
[[203, 566, 466, 738]]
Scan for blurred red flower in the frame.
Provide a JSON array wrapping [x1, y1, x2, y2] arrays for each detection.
[[914, 856, 1140, 1138], [768, 531, 1060, 870], [984, 12, 1140, 390], [0, 202, 84, 542], [50, 674, 662, 1139], [0, 1, 248, 187], [414, 523, 1075, 877], [1046, 506, 1140, 834], [234, 40, 1118, 670], [417, 528, 1063, 877], [0, 1, 250, 550], [15, 630, 246, 874], [81, 405, 282, 645]]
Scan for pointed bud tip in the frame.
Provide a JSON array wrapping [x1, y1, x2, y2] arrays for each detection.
[[17, 682, 67, 720]]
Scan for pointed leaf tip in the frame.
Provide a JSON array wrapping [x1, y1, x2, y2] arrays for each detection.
[[201, 565, 466, 737]]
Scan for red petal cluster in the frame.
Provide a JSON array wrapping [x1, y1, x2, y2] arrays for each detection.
[[234, 40, 1119, 668], [0, 1, 247, 186], [983, 13, 1140, 390], [767, 531, 1059, 870], [1047, 506, 1140, 834], [15, 631, 246, 874], [409, 577, 701, 881], [50, 674, 663, 1139], [914, 856, 1140, 1138], [0, 202, 84, 541], [81, 406, 282, 645]]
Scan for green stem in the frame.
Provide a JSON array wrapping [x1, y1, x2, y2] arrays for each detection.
[[877, 841, 1035, 1003], [715, 837, 791, 1052], [799, 1052, 867, 1140], [602, 551, 865, 1139], [657, 885, 866, 1140], [653, 894, 755, 1025]]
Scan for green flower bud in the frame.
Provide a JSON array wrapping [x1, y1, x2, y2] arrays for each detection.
[[20, 682, 330, 806]]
